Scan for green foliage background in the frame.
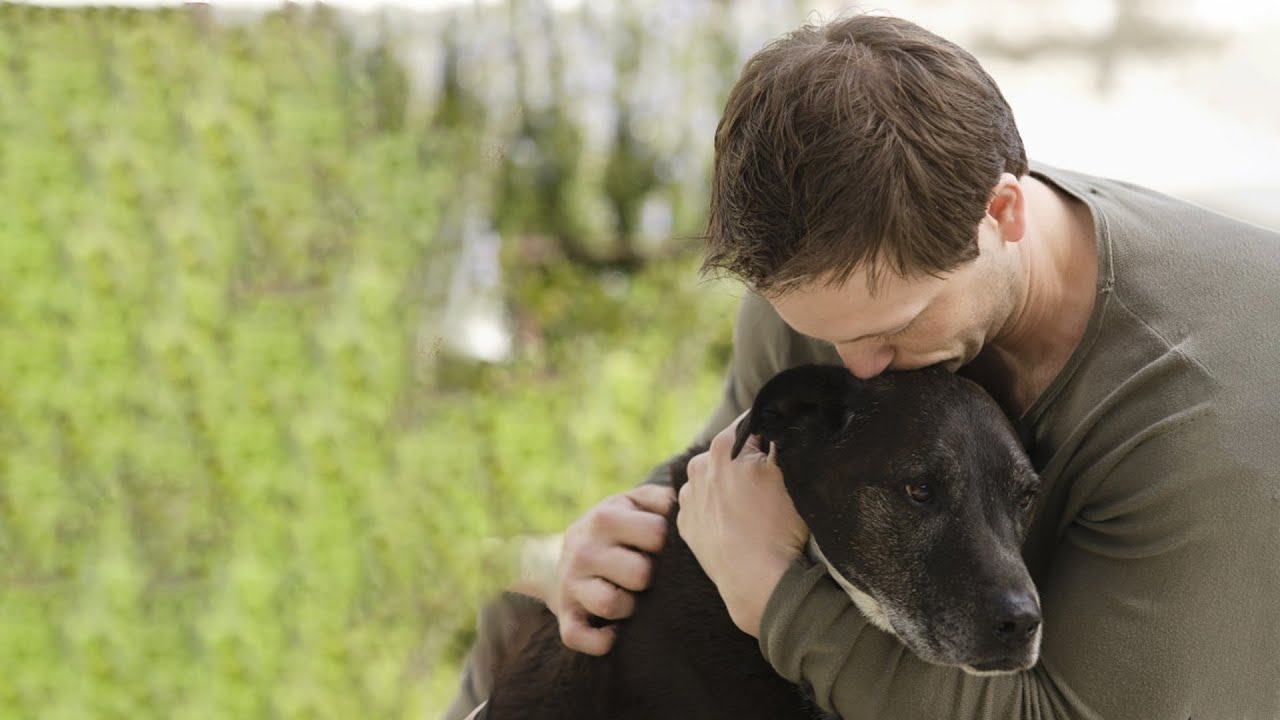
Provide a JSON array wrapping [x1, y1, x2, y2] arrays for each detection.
[[0, 4, 742, 718]]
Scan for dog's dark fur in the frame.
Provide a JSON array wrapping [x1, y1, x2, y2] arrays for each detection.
[[482, 365, 1042, 719]]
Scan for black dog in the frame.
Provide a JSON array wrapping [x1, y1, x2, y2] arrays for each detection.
[[482, 364, 1042, 719]]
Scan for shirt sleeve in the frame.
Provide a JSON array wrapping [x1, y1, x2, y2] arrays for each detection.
[[757, 405, 1280, 719]]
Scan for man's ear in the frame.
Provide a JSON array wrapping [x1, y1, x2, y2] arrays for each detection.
[[730, 365, 861, 460], [987, 172, 1027, 243]]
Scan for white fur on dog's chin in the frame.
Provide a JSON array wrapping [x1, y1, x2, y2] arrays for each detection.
[[805, 537, 1040, 677], [805, 537, 896, 636]]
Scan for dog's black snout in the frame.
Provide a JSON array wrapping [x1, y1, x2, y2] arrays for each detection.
[[992, 592, 1041, 645]]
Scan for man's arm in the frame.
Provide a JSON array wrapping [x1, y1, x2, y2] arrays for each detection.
[[757, 409, 1278, 719]]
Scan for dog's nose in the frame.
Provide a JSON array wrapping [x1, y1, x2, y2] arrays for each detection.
[[991, 592, 1041, 645]]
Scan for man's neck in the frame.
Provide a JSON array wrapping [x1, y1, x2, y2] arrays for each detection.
[[965, 176, 1099, 417]]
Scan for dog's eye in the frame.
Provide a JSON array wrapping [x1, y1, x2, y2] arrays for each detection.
[[905, 483, 933, 505]]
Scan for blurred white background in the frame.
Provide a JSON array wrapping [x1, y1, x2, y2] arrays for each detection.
[[23, 0, 1277, 227]]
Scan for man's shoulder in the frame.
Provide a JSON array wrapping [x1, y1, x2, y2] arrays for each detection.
[[1031, 161, 1279, 248], [1035, 163, 1280, 390], [1027, 163, 1279, 483]]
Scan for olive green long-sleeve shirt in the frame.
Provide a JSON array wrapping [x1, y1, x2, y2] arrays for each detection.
[[663, 164, 1280, 718]]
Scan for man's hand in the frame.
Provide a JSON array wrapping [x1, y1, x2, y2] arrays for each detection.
[[548, 484, 675, 655], [679, 412, 808, 638]]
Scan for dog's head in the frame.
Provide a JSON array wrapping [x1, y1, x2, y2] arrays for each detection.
[[733, 364, 1042, 674]]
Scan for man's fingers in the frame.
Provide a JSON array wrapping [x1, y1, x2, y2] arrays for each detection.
[[625, 484, 676, 516], [685, 452, 707, 481], [576, 577, 636, 621], [611, 505, 668, 554], [708, 423, 736, 457], [591, 545, 653, 591], [559, 610, 617, 656], [563, 541, 652, 592]]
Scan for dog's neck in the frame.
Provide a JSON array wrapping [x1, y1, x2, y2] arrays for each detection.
[[805, 536, 896, 636]]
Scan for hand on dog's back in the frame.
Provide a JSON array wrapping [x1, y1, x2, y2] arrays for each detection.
[[548, 484, 675, 655]]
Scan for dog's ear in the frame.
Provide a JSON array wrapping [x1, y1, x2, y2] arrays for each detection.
[[731, 365, 862, 460]]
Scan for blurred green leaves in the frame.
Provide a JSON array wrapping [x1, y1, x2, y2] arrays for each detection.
[[0, 3, 740, 719]]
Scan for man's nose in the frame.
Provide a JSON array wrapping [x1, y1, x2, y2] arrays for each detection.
[[838, 343, 894, 379]]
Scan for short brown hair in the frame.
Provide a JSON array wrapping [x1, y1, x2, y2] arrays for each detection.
[[701, 14, 1028, 294]]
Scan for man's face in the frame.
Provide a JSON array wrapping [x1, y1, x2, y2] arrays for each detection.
[[768, 228, 1020, 379]]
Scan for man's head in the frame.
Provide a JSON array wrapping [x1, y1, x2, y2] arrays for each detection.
[[703, 15, 1031, 376], [704, 13, 1027, 293]]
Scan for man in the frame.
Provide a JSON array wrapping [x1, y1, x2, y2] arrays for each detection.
[[447, 13, 1280, 719]]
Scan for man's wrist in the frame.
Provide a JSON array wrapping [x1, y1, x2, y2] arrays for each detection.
[[730, 552, 797, 638]]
